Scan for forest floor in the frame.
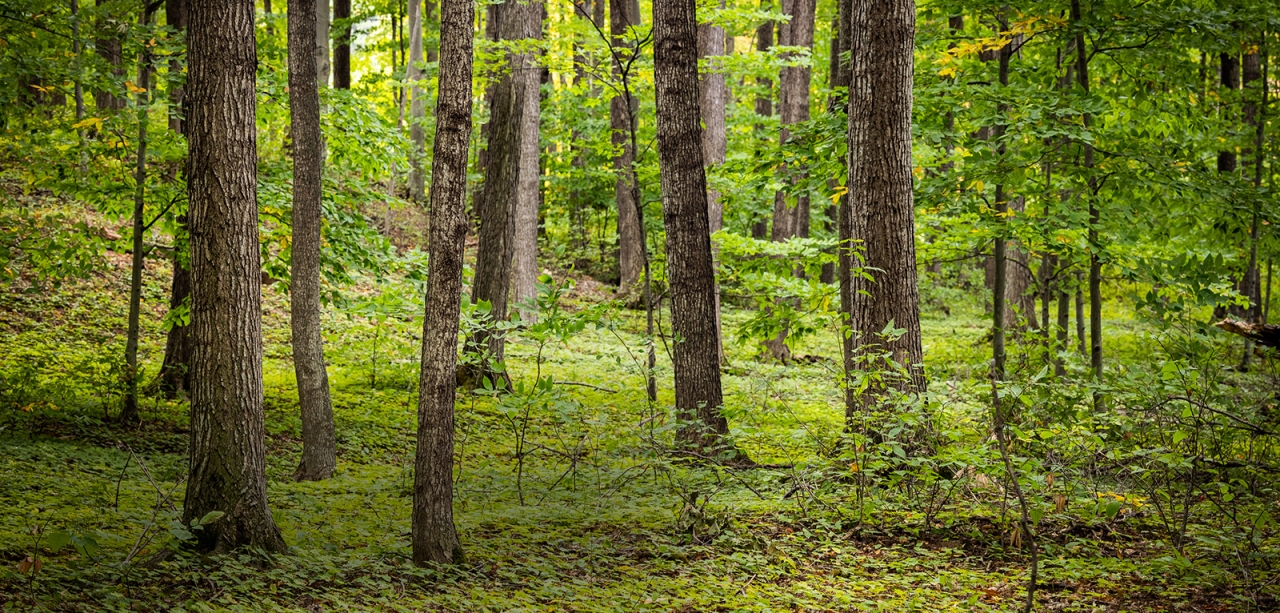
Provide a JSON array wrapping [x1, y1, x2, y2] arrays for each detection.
[[0, 250, 1273, 612]]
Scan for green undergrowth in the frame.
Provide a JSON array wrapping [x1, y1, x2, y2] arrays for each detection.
[[2, 256, 1277, 612]]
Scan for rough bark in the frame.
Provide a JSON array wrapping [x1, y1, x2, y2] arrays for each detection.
[[183, 0, 286, 554], [407, 0, 426, 202], [464, 0, 541, 387], [612, 0, 643, 293], [289, 0, 337, 481], [842, 0, 923, 424], [165, 0, 186, 133], [653, 0, 730, 449], [769, 0, 814, 243], [698, 0, 728, 359], [511, 6, 545, 314], [412, 0, 472, 564], [333, 0, 351, 89]]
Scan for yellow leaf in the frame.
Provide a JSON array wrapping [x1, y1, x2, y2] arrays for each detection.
[[938, 66, 958, 78], [829, 185, 848, 203], [72, 117, 103, 129], [125, 81, 146, 94], [970, 179, 985, 193]]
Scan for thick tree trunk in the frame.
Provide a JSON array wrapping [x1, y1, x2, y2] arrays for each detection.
[[510, 7, 545, 314], [612, 0, 643, 293], [842, 0, 923, 424], [653, 0, 730, 449], [183, 0, 286, 554], [412, 0, 472, 564], [407, 0, 426, 202], [333, 0, 351, 89], [464, 0, 541, 387], [289, 0, 337, 481]]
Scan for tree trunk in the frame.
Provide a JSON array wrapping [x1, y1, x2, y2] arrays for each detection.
[[510, 6, 545, 315], [121, 3, 155, 426], [333, 0, 351, 89], [698, 1, 728, 359], [750, 5, 773, 240], [842, 0, 923, 424], [1072, 0, 1102, 405], [1003, 196, 1038, 331], [819, 0, 852, 284], [653, 0, 730, 450], [156, 247, 191, 398], [165, 0, 187, 133], [612, 0, 643, 293], [464, 0, 541, 387], [412, 0, 472, 564], [315, 0, 331, 88], [94, 0, 126, 111], [184, 0, 286, 554], [407, 0, 426, 202], [1218, 51, 1239, 174], [1239, 45, 1266, 368], [1074, 269, 1085, 354], [289, 0, 337, 481]]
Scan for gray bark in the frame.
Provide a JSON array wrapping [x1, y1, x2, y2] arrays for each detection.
[[698, 0, 727, 358], [750, 5, 772, 240], [407, 0, 426, 202], [612, 0, 643, 292], [316, 0, 331, 87], [184, 0, 286, 554], [654, 0, 730, 449], [769, 0, 814, 242], [412, 0, 472, 564], [842, 0, 924, 423], [289, 0, 337, 481], [511, 7, 545, 314]]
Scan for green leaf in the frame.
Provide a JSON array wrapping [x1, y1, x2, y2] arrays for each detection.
[[47, 530, 71, 552], [198, 511, 225, 526]]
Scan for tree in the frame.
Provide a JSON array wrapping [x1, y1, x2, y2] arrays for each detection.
[[1071, 0, 1102, 400], [412, 0, 473, 565], [762, 0, 815, 361], [155, 0, 190, 399], [94, 0, 126, 111], [316, 0, 330, 87], [183, 0, 286, 553], [750, 2, 773, 240], [288, 0, 337, 481], [407, 0, 426, 202], [511, 4, 545, 313], [464, 0, 542, 387], [333, 0, 351, 89], [612, 0, 644, 294], [653, 0, 729, 450], [698, 0, 728, 358], [841, 0, 923, 424]]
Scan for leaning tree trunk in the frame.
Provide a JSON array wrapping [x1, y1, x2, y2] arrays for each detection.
[[289, 0, 337, 482], [407, 0, 427, 202], [412, 0, 472, 565], [183, 0, 287, 554], [612, 0, 644, 294], [510, 6, 545, 314], [333, 0, 351, 89], [842, 0, 924, 425], [653, 0, 730, 450], [763, 0, 815, 362], [463, 0, 541, 388]]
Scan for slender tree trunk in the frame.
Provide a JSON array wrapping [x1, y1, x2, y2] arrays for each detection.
[[156, 247, 191, 398], [1074, 270, 1085, 353], [842, 0, 924, 425], [333, 0, 351, 89], [1072, 0, 1102, 406], [1055, 263, 1069, 377], [1240, 44, 1267, 369], [653, 0, 730, 450], [511, 6, 545, 314], [407, 0, 426, 201], [184, 0, 286, 554], [121, 3, 155, 426], [94, 0, 126, 111], [316, 0, 331, 87], [412, 0, 472, 564], [751, 4, 773, 240], [289, 0, 337, 481], [612, 0, 643, 293], [72, 0, 88, 175], [819, 0, 852, 284], [991, 31, 1012, 383], [464, 0, 541, 387]]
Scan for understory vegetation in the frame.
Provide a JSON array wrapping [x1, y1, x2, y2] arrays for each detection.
[[2, 235, 1279, 611]]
